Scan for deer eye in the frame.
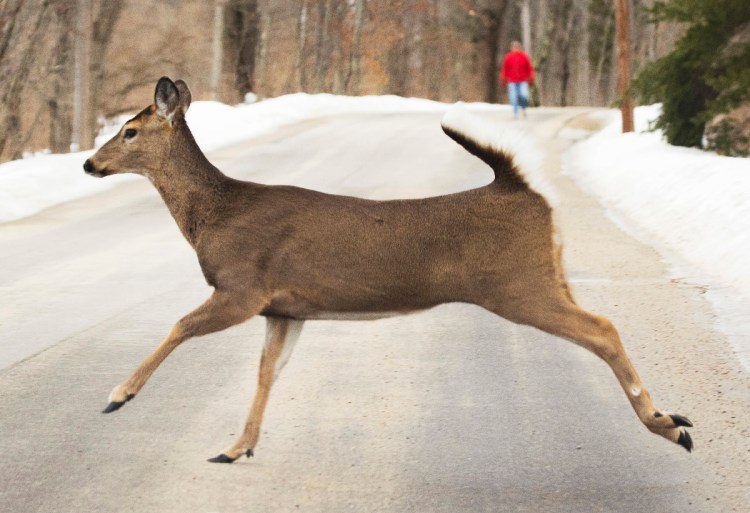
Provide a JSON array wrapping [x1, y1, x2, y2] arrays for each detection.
[[124, 128, 138, 139]]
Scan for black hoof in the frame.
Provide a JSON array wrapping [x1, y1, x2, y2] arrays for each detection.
[[102, 394, 134, 413], [245, 449, 254, 458], [677, 430, 693, 453], [207, 453, 237, 464], [669, 413, 693, 428]]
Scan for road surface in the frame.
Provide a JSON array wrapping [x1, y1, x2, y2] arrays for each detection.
[[1, 109, 748, 512]]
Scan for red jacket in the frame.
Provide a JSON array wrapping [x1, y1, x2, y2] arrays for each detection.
[[500, 51, 535, 85]]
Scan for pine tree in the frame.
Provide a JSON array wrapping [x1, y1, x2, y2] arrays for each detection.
[[634, 0, 750, 149]]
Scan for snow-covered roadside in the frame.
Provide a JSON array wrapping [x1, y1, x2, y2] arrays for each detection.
[[0, 93, 507, 223], [563, 106, 750, 370]]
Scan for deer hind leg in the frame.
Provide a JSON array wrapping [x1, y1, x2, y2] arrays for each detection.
[[209, 316, 304, 463], [103, 290, 261, 413], [488, 296, 693, 452]]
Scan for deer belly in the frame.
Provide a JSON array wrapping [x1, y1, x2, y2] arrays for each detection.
[[261, 288, 432, 321]]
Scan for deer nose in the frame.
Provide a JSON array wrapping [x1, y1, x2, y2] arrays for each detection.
[[83, 159, 94, 173]]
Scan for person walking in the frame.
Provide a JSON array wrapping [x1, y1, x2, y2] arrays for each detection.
[[500, 41, 535, 119]]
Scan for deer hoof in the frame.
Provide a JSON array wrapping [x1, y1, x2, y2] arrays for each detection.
[[101, 393, 134, 413], [677, 429, 693, 452], [245, 449, 254, 458], [207, 453, 237, 464], [669, 413, 693, 428]]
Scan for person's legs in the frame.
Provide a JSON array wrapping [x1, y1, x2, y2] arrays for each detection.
[[519, 82, 529, 114], [507, 82, 519, 117]]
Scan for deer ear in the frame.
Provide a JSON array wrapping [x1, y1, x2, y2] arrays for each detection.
[[154, 77, 179, 121], [174, 80, 192, 113]]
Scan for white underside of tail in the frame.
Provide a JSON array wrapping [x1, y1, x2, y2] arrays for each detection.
[[441, 104, 558, 207]]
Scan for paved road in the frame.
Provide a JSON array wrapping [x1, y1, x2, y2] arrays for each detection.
[[1, 110, 747, 512]]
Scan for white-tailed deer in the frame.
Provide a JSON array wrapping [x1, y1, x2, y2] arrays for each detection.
[[84, 77, 692, 463]]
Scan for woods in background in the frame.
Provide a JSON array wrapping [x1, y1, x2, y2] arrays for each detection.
[[1, 0, 681, 163]]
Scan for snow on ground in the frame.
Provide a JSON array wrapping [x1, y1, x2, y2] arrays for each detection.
[[563, 105, 750, 369]]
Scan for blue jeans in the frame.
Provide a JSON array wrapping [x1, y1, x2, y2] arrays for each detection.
[[507, 82, 529, 116]]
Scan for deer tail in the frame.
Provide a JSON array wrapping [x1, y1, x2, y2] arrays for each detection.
[[440, 104, 554, 203]]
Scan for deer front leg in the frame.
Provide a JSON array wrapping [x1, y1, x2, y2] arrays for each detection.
[[103, 290, 262, 413], [209, 316, 304, 463]]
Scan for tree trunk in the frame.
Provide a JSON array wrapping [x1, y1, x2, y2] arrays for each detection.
[[295, 0, 309, 91], [615, 0, 634, 132], [87, 0, 123, 146], [483, 2, 507, 104], [556, 2, 578, 107], [387, 1, 411, 97], [256, 2, 270, 94], [211, 0, 227, 100], [0, 0, 51, 159], [225, 0, 259, 101], [575, 0, 592, 105], [532, 0, 551, 105], [314, 0, 331, 92], [592, 10, 614, 105], [0, 0, 24, 64], [49, 1, 74, 154], [72, 0, 92, 151], [520, 0, 531, 55], [426, 0, 444, 100], [347, 0, 366, 95]]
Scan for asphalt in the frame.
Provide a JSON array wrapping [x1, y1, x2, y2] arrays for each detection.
[[0, 109, 747, 512]]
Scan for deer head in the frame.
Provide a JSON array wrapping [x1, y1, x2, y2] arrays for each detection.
[[83, 77, 192, 178]]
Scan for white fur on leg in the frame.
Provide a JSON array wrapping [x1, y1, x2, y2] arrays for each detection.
[[265, 318, 304, 382]]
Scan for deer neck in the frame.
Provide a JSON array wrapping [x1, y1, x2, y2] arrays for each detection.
[[148, 125, 231, 246]]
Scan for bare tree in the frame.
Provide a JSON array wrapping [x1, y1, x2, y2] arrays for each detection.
[[424, 0, 446, 99], [520, 0, 531, 54], [255, 1, 271, 94], [0, 0, 24, 64], [88, 1, 124, 141], [49, 0, 74, 153], [211, 0, 228, 100], [224, 0, 260, 102], [0, 0, 52, 159], [71, 0, 123, 151], [591, 4, 615, 105], [559, 4, 574, 105], [72, 0, 91, 151], [346, 0, 366, 94], [295, 0, 309, 91], [574, 0, 592, 105], [481, 1, 507, 103]]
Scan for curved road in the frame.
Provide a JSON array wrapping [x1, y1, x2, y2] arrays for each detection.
[[1, 110, 748, 512]]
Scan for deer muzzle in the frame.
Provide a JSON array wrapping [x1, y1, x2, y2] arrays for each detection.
[[83, 159, 107, 178]]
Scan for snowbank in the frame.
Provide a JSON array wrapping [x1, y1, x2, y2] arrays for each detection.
[[564, 105, 750, 367]]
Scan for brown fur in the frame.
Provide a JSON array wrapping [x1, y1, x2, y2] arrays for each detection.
[[86, 77, 692, 462]]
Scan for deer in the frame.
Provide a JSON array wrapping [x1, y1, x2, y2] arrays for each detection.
[[83, 77, 693, 464]]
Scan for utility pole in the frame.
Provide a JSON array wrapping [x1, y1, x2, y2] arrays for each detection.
[[615, 0, 634, 132]]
